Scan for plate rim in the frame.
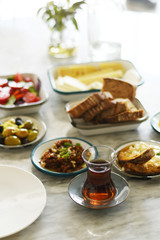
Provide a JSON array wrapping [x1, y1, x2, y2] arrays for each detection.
[[150, 111, 160, 133], [0, 115, 47, 149], [0, 164, 46, 238], [68, 171, 130, 209], [31, 137, 93, 177], [114, 139, 160, 179]]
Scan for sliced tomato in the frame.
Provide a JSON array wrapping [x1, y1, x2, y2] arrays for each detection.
[[14, 73, 24, 82], [0, 78, 8, 87], [22, 92, 40, 103], [0, 91, 10, 104]]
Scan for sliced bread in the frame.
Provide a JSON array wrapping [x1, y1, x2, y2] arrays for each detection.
[[67, 92, 111, 119], [101, 78, 137, 100], [117, 142, 155, 165]]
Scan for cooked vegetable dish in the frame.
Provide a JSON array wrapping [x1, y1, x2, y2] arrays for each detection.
[[0, 117, 39, 145], [40, 139, 85, 173]]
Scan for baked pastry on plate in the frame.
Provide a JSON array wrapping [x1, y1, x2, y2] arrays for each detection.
[[115, 141, 160, 177]]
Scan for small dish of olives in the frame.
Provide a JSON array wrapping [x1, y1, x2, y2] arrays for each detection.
[[0, 116, 47, 148]]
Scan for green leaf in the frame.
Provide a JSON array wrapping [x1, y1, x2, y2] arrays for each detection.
[[72, 17, 78, 30]]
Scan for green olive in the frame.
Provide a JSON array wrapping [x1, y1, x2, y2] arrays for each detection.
[[27, 130, 38, 142], [21, 120, 33, 129], [16, 128, 28, 138], [4, 136, 21, 145], [3, 127, 16, 137]]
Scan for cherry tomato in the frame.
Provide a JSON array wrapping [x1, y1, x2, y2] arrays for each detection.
[[22, 92, 40, 103], [14, 73, 24, 82], [0, 78, 8, 87], [0, 91, 10, 104]]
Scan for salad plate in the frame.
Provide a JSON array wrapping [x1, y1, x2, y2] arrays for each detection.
[[0, 115, 47, 149], [0, 73, 48, 117], [31, 137, 92, 177], [114, 140, 160, 179], [0, 165, 46, 238], [68, 172, 129, 209], [150, 112, 160, 133]]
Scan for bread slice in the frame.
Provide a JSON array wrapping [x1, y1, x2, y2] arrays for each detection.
[[117, 142, 155, 164], [82, 98, 115, 122], [99, 109, 144, 123], [67, 92, 110, 119], [101, 78, 137, 100], [94, 98, 143, 123]]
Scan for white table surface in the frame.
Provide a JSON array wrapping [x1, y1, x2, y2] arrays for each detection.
[[0, 3, 160, 240]]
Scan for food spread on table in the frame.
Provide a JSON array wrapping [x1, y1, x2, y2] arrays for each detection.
[[0, 117, 39, 145], [39, 139, 85, 173], [116, 142, 160, 176], [0, 73, 40, 106]]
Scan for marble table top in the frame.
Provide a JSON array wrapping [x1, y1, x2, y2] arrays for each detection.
[[0, 9, 160, 240]]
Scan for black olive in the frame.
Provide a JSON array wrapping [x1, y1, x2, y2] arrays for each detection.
[[0, 135, 4, 144], [15, 117, 23, 126], [21, 138, 29, 144], [0, 126, 3, 134]]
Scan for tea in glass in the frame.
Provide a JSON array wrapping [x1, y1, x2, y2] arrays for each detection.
[[82, 146, 116, 204]]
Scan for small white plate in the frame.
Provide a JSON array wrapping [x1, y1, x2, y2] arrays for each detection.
[[0, 73, 48, 117], [150, 112, 160, 133], [68, 172, 130, 209], [66, 98, 148, 136], [114, 140, 160, 179], [48, 59, 143, 102], [0, 115, 47, 149], [31, 137, 92, 177], [0, 165, 46, 238]]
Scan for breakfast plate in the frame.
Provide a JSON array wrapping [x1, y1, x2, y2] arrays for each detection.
[[150, 112, 160, 133], [31, 137, 92, 177], [66, 98, 148, 136], [0, 165, 46, 238], [0, 115, 47, 149], [68, 172, 130, 209], [113, 140, 160, 179]]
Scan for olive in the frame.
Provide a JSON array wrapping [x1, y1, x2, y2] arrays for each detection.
[[3, 127, 16, 137], [16, 128, 28, 138], [15, 117, 23, 126], [0, 135, 4, 144], [21, 138, 29, 144], [27, 130, 38, 142], [21, 120, 33, 129], [0, 125, 3, 134], [4, 136, 21, 145]]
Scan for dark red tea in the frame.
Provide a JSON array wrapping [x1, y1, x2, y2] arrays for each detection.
[[82, 159, 116, 202]]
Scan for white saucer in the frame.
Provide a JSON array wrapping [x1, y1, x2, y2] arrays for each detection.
[[68, 172, 129, 209]]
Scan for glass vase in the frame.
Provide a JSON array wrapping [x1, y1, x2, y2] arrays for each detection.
[[49, 19, 78, 58]]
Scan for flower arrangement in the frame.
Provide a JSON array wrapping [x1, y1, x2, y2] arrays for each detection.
[[37, 0, 85, 32]]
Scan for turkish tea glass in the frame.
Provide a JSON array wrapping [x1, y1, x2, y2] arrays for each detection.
[[82, 145, 116, 205]]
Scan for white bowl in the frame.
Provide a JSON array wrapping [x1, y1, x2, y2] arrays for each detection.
[[48, 59, 143, 102], [0, 73, 48, 117], [66, 98, 149, 136]]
